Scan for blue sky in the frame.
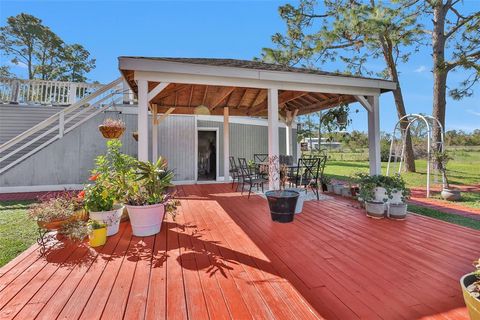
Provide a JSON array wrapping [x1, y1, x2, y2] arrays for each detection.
[[1, 0, 479, 133]]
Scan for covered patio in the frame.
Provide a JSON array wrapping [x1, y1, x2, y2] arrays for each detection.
[[119, 57, 395, 187], [0, 183, 476, 319]]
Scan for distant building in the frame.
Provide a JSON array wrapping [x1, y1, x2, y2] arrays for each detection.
[[301, 137, 341, 150]]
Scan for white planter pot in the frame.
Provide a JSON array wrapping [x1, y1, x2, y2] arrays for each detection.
[[390, 190, 403, 203], [333, 184, 343, 195], [365, 201, 385, 219], [89, 204, 124, 236], [286, 188, 305, 214], [126, 203, 165, 236], [374, 187, 388, 203], [441, 188, 461, 201], [388, 203, 407, 220], [341, 186, 352, 198]]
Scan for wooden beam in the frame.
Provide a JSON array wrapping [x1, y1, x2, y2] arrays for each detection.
[[187, 85, 194, 107], [249, 90, 307, 115], [148, 82, 170, 102], [355, 95, 372, 112], [202, 86, 209, 105], [153, 84, 190, 101], [208, 86, 235, 110], [155, 107, 176, 125], [237, 88, 249, 108]]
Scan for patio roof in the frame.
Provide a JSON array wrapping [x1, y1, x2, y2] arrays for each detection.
[[0, 183, 476, 319], [119, 57, 396, 117]]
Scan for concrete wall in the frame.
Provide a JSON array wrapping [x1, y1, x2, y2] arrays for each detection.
[[0, 105, 61, 144]]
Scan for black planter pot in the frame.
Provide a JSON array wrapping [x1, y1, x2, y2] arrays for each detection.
[[321, 183, 328, 192], [265, 190, 299, 223]]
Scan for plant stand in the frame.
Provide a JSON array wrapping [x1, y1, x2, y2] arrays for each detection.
[[36, 227, 55, 256]]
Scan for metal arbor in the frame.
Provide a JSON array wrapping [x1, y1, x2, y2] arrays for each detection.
[[386, 114, 445, 198]]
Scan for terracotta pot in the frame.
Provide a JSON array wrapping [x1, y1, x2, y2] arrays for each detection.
[[126, 203, 165, 236], [460, 273, 480, 320], [98, 125, 125, 139], [37, 219, 69, 231]]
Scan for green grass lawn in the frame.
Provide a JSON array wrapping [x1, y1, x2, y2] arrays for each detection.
[[408, 204, 480, 230], [0, 201, 37, 267]]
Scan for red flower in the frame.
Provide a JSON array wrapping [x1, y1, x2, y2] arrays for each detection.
[[89, 174, 100, 181], [77, 190, 85, 199]]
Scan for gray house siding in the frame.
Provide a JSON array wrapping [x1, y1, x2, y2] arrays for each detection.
[[198, 120, 297, 177], [0, 109, 297, 188]]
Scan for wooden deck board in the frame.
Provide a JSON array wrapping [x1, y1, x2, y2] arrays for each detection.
[[0, 183, 477, 320]]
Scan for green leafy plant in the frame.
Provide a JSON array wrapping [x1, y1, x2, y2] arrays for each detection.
[[124, 157, 175, 206], [432, 149, 453, 188], [83, 177, 116, 212], [356, 173, 410, 203], [59, 220, 89, 242], [28, 195, 75, 223], [87, 219, 106, 230]]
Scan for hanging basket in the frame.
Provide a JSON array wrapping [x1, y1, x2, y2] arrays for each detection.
[[98, 125, 125, 139], [336, 113, 348, 126], [132, 131, 138, 141]]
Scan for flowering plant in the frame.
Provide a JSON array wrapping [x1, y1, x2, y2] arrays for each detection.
[[100, 118, 125, 129]]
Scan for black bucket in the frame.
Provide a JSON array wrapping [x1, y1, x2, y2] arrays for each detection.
[[265, 190, 299, 223]]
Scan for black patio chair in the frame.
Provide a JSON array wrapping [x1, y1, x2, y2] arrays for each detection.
[[229, 156, 239, 189], [253, 154, 268, 164], [290, 156, 326, 200], [238, 164, 268, 198]]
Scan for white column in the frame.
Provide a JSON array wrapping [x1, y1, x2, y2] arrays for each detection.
[[285, 110, 293, 156], [152, 109, 158, 162], [223, 107, 230, 182], [137, 79, 149, 161], [367, 95, 381, 175], [268, 88, 280, 190]]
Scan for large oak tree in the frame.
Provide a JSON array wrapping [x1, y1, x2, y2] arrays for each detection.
[[261, 0, 424, 172]]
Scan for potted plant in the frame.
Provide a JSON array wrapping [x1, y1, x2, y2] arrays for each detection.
[[83, 174, 123, 236], [357, 173, 386, 219], [386, 174, 410, 220], [460, 258, 480, 319], [265, 156, 299, 222], [320, 175, 331, 192], [434, 150, 461, 201], [98, 118, 126, 139], [28, 194, 84, 231], [124, 157, 175, 236], [88, 220, 107, 247]]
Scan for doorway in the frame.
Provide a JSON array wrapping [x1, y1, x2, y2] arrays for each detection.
[[197, 129, 218, 181]]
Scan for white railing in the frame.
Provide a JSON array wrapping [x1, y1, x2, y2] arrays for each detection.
[[0, 77, 124, 174], [0, 78, 105, 105]]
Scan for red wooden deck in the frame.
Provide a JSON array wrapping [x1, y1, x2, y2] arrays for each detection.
[[0, 183, 478, 319]]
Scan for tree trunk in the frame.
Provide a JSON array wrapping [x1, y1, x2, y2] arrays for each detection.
[[432, 2, 447, 153], [381, 38, 416, 172]]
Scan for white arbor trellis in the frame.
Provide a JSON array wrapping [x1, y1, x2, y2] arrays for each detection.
[[386, 114, 445, 198]]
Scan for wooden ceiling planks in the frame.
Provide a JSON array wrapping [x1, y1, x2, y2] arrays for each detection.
[[121, 73, 356, 117]]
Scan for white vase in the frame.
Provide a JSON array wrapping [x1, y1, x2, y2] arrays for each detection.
[[365, 201, 385, 219], [89, 204, 124, 236], [333, 184, 343, 195], [373, 187, 388, 203], [390, 190, 403, 203], [126, 203, 165, 236], [388, 203, 407, 220]]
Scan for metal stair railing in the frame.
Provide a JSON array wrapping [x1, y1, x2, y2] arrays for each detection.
[[0, 77, 124, 174]]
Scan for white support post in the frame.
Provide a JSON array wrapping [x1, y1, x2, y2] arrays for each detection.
[[58, 110, 65, 138], [286, 111, 292, 156], [268, 88, 280, 190], [367, 95, 381, 175], [152, 108, 158, 162], [68, 83, 77, 104], [137, 79, 149, 161], [223, 107, 230, 182]]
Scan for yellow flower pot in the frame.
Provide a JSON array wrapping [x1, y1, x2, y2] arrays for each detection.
[[461, 273, 480, 320], [89, 228, 107, 247]]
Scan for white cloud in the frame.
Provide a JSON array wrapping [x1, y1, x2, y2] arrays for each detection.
[[466, 109, 480, 117], [414, 65, 427, 73]]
